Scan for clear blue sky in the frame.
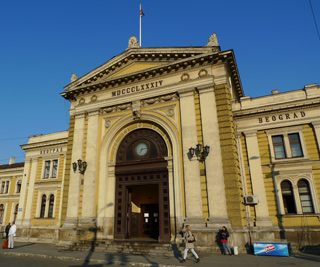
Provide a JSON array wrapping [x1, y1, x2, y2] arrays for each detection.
[[1, 0, 319, 164]]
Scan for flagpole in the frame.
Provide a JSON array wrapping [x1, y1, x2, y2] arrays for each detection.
[[139, 3, 142, 46]]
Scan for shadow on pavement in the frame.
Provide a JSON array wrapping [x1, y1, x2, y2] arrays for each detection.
[[13, 243, 36, 249]]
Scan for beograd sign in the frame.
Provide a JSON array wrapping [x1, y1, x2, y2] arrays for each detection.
[[258, 111, 306, 123], [112, 80, 164, 97]]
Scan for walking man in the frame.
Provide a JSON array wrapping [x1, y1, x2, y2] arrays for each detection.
[[8, 221, 17, 249]]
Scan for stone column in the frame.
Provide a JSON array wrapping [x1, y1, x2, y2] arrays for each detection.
[[22, 159, 38, 227], [179, 88, 205, 228], [198, 85, 230, 228], [312, 121, 320, 153], [16, 159, 31, 227], [80, 111, 99, 226], [64, 113, 86, 228], [244, 130, 272, 227]]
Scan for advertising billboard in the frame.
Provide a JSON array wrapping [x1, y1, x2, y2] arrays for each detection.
[[253, 242, 289, 256]]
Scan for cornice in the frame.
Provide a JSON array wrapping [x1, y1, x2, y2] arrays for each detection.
[[21, 139, 68, 150], [61, 49, 243, 101], [233, 100, 320, 119]]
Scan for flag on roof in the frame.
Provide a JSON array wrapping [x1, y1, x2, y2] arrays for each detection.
[[140, 4, 145, 17]]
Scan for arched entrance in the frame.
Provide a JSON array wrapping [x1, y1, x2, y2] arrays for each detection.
[[114, 128, 170, 241]]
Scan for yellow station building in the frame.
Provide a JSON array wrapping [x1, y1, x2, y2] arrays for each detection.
[[1, 34, 319, 252]]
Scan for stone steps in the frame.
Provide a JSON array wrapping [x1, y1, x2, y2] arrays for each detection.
[[70, 239, 223, 256]]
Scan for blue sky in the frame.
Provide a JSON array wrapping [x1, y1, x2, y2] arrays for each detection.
[[0, 0, 319, 164]]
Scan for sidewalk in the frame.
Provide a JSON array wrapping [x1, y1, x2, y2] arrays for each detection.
[[1, 241, 320, 266]]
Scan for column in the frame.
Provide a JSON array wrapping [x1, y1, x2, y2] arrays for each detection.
[[22, 159, 38, 227], [179, 87, 205, 228], [312, 121, 320, 153], [80, 110, 99, 226], [244, 130, 272, 227], [198, 85, 230, 228], [16, 159, 31, 227], [63, 113, 86, 228]]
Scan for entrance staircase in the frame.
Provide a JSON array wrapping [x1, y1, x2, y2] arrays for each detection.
[[70, 239, 185, 256]]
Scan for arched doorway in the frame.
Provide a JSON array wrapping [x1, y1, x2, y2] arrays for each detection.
[[114, 128, 170, 241]]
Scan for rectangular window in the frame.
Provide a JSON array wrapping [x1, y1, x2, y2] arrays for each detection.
[[272, 135, 286, 159], [1, 181, 5, 194], [51, 160, 58, 178], [16, 181, 22, 193], [5, 181, 9, 194], [44, 161, 51, 178], [289, 133, 303, 157]]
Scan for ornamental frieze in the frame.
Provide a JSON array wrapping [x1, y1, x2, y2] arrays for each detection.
[[141, 93, 179, 106]]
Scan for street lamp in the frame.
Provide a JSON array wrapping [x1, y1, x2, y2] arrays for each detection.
[[72, 159, 87, 174], [189, 143, 210, 161]]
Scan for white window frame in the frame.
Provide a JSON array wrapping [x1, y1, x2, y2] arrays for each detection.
[[35, 190, 57, 219], [266, 126, 308, 162], [0, 180, 10, 194], [277, 174, 319, 216], [41, 158, 59, 179]]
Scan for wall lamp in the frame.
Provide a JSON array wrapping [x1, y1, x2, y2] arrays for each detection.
[[189, 143, 210, 161], [72, 159, 87, 174]]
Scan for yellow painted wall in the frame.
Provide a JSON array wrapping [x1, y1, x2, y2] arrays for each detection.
[[215, 84, 246, 227], [61, 116, 75, 223]]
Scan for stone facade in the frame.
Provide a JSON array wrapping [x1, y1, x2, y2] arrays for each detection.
[[0, 35, 319, 253]]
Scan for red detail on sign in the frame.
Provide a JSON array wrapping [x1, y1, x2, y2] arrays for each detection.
[[265, 245, 276, 253]]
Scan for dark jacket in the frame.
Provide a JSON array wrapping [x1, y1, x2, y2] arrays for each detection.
[[5, 223, 11, 239], [219, 228, 229, 241]]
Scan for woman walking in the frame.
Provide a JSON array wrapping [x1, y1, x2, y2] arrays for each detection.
[[181, 225, 200, 263], [219, 226, 232, 255]]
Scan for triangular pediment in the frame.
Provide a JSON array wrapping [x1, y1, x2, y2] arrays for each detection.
[[63, 46, 219, 92], [109, 62, 163, 79]]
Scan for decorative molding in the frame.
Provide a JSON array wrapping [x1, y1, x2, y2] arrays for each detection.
[[127, 36, 140, 49], [181, 73, 190, 82], [198, 69, 208, 78], [91, 95, 97, 102], [79, 98, 85, 105], [101, 103, 131, 114], [141, 93, 179, 107], [104, 119, 112, 128], [166, 108, 175, 117]]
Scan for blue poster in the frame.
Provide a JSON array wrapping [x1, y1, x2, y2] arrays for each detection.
[[253, 242, 289, 256]]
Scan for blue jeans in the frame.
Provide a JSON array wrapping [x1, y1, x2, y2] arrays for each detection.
[[222, 242, 230, 254]]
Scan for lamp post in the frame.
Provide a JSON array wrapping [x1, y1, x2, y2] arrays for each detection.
[[189, 143, 210, 161], [72, 159, 87, 174]]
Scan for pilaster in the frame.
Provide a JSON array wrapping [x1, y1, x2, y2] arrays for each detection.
[[64, 113, 86, 228], [179, 87, 205, 228], [80, 110, 99, 226], [198, 85, 230, 228], [312, 121, 320, 153], [244, 130, 272, 227]]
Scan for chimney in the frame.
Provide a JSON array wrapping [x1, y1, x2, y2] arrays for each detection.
[[272, 89, 278, 95], [9, 157, 15, 165]]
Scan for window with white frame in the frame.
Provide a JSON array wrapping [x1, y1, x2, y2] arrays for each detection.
[[0, 204, 4, 224], [16, 180, 22, 193], [40, 195, 46, 218], [279, 178, 315, 215], [266, 127, 307, 162], [0, 181, 9, 194], [43, 159, 59, 179]]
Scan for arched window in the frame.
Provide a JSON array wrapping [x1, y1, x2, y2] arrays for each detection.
[[281, 180, 296, 214], [48, 194, 54, 218], [0, 204, 4, 224], [298, 179, 314, 213], [40, 195, 46, 218], [13, 204, 19, 222]]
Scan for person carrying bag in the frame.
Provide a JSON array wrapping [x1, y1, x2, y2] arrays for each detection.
[[181, 225, 200, 263]]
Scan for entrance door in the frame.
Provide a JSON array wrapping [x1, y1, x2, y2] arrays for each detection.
[[141, 204, 159, 239], [114, 129, 171, 241]]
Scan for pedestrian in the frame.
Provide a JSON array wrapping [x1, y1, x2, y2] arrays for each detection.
[[219, 226, 232, 255], [181, 225, 200, 263], [5, 222, 11, 240], [8, 221, 17, 249]]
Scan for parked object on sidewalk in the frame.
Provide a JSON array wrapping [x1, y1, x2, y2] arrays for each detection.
[[2, 239, 8, 249], [233, 246, 238, 255], [253, 242, 289, 256]]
